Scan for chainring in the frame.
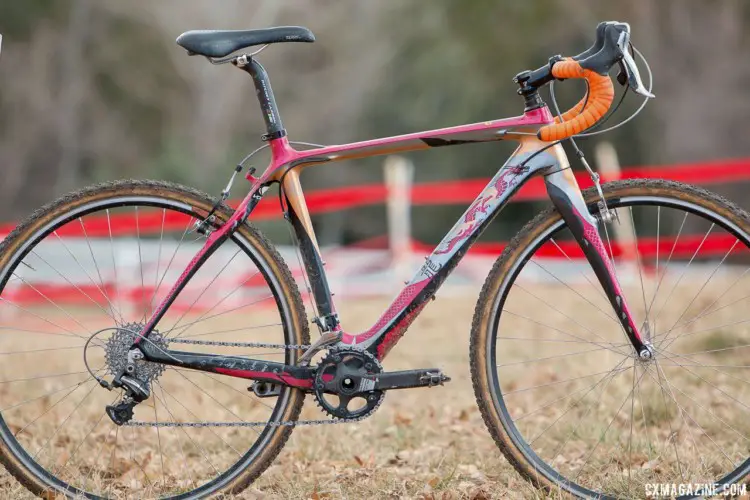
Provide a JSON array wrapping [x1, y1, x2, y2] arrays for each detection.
[[313, 347, 384, 420], [105, 322, 169, 383]]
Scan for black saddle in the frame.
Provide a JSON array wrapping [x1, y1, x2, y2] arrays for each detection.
[[176, 26, 315, 58]]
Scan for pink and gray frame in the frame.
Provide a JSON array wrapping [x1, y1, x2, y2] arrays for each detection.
[[134, 57, 646, 390]]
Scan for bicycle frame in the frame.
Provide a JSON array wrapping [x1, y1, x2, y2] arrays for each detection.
[[136, 58, 647, 390]]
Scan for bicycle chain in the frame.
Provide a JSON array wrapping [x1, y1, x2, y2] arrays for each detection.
[[124, 337, 374, 428]]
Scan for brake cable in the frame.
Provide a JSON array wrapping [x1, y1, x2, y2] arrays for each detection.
[[547, 43, 654, 223]]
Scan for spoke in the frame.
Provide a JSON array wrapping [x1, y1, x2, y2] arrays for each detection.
[[59, 394, 118, 475], [53, 230, 122, 324], [504, 367, 632, 396], [572, 365, 647, 483], [646, 212, 688, 317], [655, 349, 750, 413], [173, 369, 256, 423], [550, 237, 608, 302], [169, 269, 264, 340], [512, 364, 631, 423], [528, 357, 630, 446], [651, 362, 685, 483], [514, 284, 632, 357], [0, 326, 88, 337], [658, 238, 739, 347], [169, 249, 242, 333], [9, 273, 93, 337], [628, 206, 650, 322], [154, 382, 220, 477], [175, 368, 276, 413], [82, 421, 116, 495], [658, 267, 750, 344], [153, 390, 166, 488], [157, 382, 242, 457], [627, 358, 637, 495], [645, 363, 737, 470], [106, 209, 121, 328], [502, 309, 629, 354], [529, 258, 620, 324], [635, 362, 656, 465], [498, 344, 627, 368], [660, 342, 750, 360], [653, 360, 707, 477], [0, 370, 90, 384], [150, 208, 166, 318], [0, 369, 102, 412], [648, 364, 747, 473], [659, 316, 750, 349], [155, 383, 200, 491], [79, 217, 122, 325], [165, 295, 275, 338], [147, 216, 195, 321], [135, 206, 147, 322], [32, 379, 99, 461], [104, 425, 119, 497], [128, 421, 153, 489], [30, 250, 120, 324], [178, 322, 283, 339], [0, 298, 91, 342], [0, 346, 88, 356], [14, 378, 95, 439], [655, 206, 660, 288], [651, 222, 714, 329], [497, 335, 625, 345]]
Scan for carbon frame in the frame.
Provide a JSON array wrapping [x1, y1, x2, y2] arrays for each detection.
[[135, 58, 646, 390]]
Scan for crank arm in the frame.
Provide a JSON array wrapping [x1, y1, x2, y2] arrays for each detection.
[[139, 342, 315, 389], [374, 368, 450, 390]]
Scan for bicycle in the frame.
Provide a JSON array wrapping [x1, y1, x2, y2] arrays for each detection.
[[0, 20, 748, 499]]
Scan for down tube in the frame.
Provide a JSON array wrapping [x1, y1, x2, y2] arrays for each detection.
[[341, 145, 565, 359]]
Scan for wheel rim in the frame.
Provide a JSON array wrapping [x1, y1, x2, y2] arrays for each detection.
[[487, 192, 750, 499], [0, 194, 300, 498]]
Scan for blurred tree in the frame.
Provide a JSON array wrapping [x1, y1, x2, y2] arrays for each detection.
[[1, 0, 750, 246]]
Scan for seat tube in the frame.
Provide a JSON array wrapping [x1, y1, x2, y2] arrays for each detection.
[[240, 58, 286, 139], [281, 169, 339, 331], [543, 155, 649, 357]]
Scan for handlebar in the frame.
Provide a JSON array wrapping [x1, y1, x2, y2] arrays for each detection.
[[537, 59, 614, 141], [527, 21, 651, 142]]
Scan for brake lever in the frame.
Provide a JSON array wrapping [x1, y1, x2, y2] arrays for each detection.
[[616, 31, 654, 98]]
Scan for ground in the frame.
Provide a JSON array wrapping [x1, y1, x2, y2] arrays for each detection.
[[0, 278, 749, 499]]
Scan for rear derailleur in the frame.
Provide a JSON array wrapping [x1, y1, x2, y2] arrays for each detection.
[[104, 352, 153, 426]]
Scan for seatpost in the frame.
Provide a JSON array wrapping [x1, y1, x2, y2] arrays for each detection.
[[235, 56, 287, 141]]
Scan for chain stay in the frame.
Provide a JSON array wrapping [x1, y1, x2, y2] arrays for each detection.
[[167, 338, 310, 350], [127, 336, 358, 428], [125, 416, 363, 428]]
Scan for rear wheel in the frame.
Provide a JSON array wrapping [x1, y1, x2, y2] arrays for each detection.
[[471, 179, 750, 498], [0, 180, 308, 498]]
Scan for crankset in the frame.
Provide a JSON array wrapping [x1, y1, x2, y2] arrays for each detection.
[[314, 347, 385, 419], [313, 346, 452, 420]]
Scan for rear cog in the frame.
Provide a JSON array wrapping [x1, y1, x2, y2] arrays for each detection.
[[314, 347, 384, 420]]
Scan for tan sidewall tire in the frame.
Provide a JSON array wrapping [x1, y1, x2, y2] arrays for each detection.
[[0, 180, 309, 499], [470, 179, 750, 497]]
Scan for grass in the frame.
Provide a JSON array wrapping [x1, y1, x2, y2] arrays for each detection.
[[0, 278, 749, 499]]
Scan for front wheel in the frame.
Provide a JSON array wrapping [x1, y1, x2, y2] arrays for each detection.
[[471, 179, 750, 499], [0, 180, 309, 499]]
